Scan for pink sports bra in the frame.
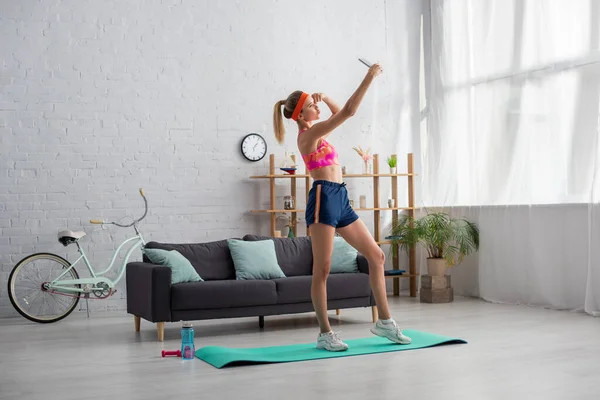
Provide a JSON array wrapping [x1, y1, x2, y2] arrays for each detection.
[[299, 129, 339, 172]]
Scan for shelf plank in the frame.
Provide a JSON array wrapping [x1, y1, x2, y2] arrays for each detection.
[[251, 207, 415, 213], [375, 173, 418, 177], [249, 173, 417, 179], [250, 174, 310, 178], [251, 209, 305, 213], [343, 173, 417, 177], [354, 207, 415, 211], [385, 273, 420, 279]]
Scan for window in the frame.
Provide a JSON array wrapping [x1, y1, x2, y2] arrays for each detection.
[[420, 0, 600, 206]]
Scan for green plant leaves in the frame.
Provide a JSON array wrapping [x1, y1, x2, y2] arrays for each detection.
[[390, 212, 479, 267]]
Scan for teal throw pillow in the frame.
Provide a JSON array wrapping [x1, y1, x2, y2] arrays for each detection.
[[143, 248, 203, 284], [331, 236, 359, 273], [227, 239, 286, 280]]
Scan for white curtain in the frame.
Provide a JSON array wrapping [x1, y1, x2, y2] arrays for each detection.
[[422, 0, 600, 315]]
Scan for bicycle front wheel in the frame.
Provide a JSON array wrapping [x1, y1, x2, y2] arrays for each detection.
[[8, 253, 81, 323]]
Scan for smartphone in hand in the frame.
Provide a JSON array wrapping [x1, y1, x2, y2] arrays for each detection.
[[358, 58, 373, 68]]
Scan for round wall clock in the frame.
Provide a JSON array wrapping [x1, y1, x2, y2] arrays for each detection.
[[240, 133, 267, 162]]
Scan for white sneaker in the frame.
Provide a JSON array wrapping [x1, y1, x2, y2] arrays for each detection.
[[370, 319, 412, 344], [316, 331, 349, 352]]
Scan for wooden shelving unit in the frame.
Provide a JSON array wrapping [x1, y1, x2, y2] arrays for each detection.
[[250, 153, 418, 297]]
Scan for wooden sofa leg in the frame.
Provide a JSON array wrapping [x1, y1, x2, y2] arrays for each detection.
[[336, 309, 340, 315], [259, 316, 264, 329], [371, 306, 378, 323], [134, 316, 141, 332], [157, 322, 165, 342]]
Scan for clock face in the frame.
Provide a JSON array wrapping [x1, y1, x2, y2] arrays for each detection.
[[241, 133, 267, 162]]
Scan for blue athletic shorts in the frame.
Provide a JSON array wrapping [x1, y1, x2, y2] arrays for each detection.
[[305, 180, 359, 228]]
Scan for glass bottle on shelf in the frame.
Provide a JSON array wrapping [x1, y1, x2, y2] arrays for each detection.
[[283, 195, 295, 210]]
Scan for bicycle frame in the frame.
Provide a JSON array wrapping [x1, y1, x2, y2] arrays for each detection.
[[48, 227, 147, 295]]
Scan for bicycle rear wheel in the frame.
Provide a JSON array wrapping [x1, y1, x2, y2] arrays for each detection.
[[8, 253, 81, 323]]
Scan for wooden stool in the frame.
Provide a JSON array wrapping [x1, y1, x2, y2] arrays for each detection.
[[420, 275, 453, 303]]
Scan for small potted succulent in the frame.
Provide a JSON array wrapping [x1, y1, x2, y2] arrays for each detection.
[[386, 155, 397, 174]]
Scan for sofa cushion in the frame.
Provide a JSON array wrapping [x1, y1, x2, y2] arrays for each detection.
[[331, 236, 359, 273], [273, 274, 371, 304], [171, 280, 278, 311], [243, 235, 313, 276], [142, 248, 203, 284], [227, 239, 286, 280], [144, 239, 237, 280]]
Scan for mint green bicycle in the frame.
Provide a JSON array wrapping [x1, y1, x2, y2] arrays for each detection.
[[7, 188, 148, 323]]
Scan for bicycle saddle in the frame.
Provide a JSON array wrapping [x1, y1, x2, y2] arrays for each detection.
[[57, 230, 86, 246]]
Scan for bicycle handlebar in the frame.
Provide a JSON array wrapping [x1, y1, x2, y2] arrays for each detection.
[[89, 188, 148, 228]]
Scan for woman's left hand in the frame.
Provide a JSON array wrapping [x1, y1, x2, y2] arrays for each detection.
[[311, 93, 326, 103], [314, 92, 340, 115]]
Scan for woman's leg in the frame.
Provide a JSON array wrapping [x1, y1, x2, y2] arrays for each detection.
[[335, 218, 390, 319], [308, 222, 336, 334], [336, 218, 411, 344], [309, 221, 349, 351]]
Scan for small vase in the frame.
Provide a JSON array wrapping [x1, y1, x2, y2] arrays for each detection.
[[390, 166, 397, 174], [363, 160, 372, 175]]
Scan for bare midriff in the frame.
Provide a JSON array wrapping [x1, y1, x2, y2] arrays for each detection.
[[308, 164, 343, 183]]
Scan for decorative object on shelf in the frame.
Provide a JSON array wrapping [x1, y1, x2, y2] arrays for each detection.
[[276, 214, 296, 238], [286, 217, 296, 238], [283, 195, 295, 210], [280, 150, 297, 174], [282, 150, 295, 166], [342, 166, 347, 174], [388, 198, 395, 208], [240, 133, 267, 162], [359, 195, 367, 209], [384, 269, 406, 276], [280, 167, 296, 175], [353, 145, 372, 174], [349, 199, 354, 208], [387, 155, 397, 174], [389, 211, 479, 277]]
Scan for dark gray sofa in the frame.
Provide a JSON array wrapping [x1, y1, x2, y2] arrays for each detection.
[[126, 234, 376, 341]]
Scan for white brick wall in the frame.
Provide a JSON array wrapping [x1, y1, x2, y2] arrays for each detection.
[[0, 0, 421, 318]]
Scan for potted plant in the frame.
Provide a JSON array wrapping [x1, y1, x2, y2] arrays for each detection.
[[389, 211, 479, 276], [386, 155, 397, 174]]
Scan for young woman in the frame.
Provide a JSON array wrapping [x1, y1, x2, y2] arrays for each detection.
[[272, 64, 412, 352]]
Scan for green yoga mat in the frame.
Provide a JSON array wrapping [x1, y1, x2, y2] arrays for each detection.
[[195, 329, 466, 368]]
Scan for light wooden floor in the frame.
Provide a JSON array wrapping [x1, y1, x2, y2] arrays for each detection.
[[1, 296, 599, 400]]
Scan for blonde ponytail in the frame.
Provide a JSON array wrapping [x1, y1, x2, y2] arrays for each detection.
[[273, 100, 286, 144], [273, 91, 303, 144]]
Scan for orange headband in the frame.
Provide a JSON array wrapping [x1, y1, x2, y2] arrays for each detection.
[[291, 92, 309, 121]]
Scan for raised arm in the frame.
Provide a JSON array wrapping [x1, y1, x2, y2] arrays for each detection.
[[313, 93, 341, 115], [310, 93, 341, 141], [299, 64, 383, 146]]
